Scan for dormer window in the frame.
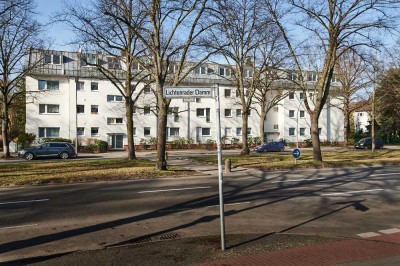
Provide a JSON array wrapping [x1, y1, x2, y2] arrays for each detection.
[[219, 67, 231, 76], [44, 54, 62, 65], [81, 56, 98, 67], [107, 57, 121, 69]]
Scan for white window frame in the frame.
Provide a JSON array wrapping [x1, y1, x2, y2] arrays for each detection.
[[236, 109, 242, 116], [39, 127, 60, 138], [169, 127, 180, 136], [300, 128, 306, 136], [91, 127, 99, 137], [144, 106, 151, 115], [224, 109, 232, 117], [44, 54, 62, 65], [77, 105, 85, 114], [107, 117, 123, 125], [289, 110, 295, 118], [39, 104, 59, 114], [289, 92, 294, 100], [77, 127, 85, 136], [236, 127, 242, 136], [91, 82, 99, 91], [289, 127, 295, 136], [225, 127, 232, 137], [273, 124, 279, 130], [201, 127, 211, 136], [76, 82, 84, 91], [197, 108, 205, 117], [144, 127, 151, 136], [91, 105, 99, 114], [38, 80, 60, 91], [107, 95, 123, 102], [300, 110, 305, 118]]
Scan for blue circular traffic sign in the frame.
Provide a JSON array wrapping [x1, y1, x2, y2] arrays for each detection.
[[292, 148, 301, 159]]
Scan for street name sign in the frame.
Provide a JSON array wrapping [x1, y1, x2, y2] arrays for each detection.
[[163, 86, 214, 98]]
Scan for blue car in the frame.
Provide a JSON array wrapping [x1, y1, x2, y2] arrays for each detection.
[[254, 141, 285, 152]]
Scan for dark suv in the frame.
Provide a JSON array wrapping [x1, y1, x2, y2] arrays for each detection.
[[354, 137, 384, 149], [18, 142, 77, 160]]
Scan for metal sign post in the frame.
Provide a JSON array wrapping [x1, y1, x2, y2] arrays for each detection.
[[214, 84, 225, 251], [163, 85, 225, 251], [293, 148, 301, 164]]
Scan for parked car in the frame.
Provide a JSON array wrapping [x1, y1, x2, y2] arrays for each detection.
[[354, 137, 384, 149], [254, 141, 285, 152], [18, 142, 77, 160]]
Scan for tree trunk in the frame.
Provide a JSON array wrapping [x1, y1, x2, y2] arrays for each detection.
[[311, 113, 322, 161], [125, 99, 136, 160], [260, 112, 266, 143], [156, 83, 168, 170], [343, 105, 349, 148], [1, 102, 10, 158], [240, 112, 250, 155]]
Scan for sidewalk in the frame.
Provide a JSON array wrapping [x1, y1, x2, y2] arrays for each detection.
[[201, 233, 400, 266]]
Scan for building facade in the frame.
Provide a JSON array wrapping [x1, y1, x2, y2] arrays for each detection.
[[25, 49, 344, 149]]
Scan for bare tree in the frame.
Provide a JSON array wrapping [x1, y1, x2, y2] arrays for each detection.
[[0, 0, 44, 158], [57, 0, 153, 160], [209, 0, 279, 155], [334, 49, 370, 147], [266, 0, 400, 161], [106, 0, 218, 170]]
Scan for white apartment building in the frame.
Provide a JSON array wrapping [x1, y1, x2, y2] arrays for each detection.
[[24, 49, 344, 149], [352, 101, 371, 133]]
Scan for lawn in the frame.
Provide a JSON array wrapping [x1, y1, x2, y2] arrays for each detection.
[[0, 159, 195, 186], [189, 150, 400, 171]]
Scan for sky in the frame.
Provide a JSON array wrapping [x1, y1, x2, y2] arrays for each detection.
[[36, 0, 75, 51]]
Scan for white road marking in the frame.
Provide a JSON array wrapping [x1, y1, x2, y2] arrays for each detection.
[[0, 224, 38, 230], [271, 178, 327, 183], [370, 173, 400, 177], [379, 228, 400, 234], [320, 189, 384, 196], [206, 201, 251, 208], [357, 232, 381, 238], [158, 201, 251, 213], [138, 186, 212, 194], [0, 199, 49, 205]]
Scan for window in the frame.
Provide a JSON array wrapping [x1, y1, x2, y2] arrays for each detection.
[[244, 69, 253, 78], [289, 92, 294, 99], [288, 73, 297, 81], [300, 128, 305, 136], [107, 95, 123, 102], [144, 127, 151, 136], [77, 105, 85, 114], [107, 117, 123, 124], [248, 109, 252, 116], [300, 92, 304, 100], [169, 127, 180, 136], [39, 127, 60, 138], [289, 128, 295, 136], [247, 128, 252, 135], [44, 54, 62, 65], [274, 124, 279, 130], [219, 67, 230, 76], [224, 89, 231, 97], [168, 107, 179, 115], [81, 56, 97, 67], [76, 82, 84, 91], [196, 98, 201, 103], [274, 107, 279, 112], [197, 108, 205, 117], [38, 80, 59, 90], [358, 113, 363, 117], [224, 109, 232, 117], [77, 127, 85, 136], [91, 105, 99, 114], [318, 128, 322, 135], [91, 127, 99, 137], [236, 109, 242, 116], [107, 57, 121, 69], [307, 73, 317, 81], [91, 82, 98, 91], [193, 65, 208, 75], [39, 104, 59, 114], [201, 128, 211, 136], [133, 127, 137, 136], [300, 110, 305, 118], [236, 127, 242, 136], [144, 106, 151, 115], [289, 110, 295, 118], [143, 86, 151, 94], [225, 127, 232, 137]]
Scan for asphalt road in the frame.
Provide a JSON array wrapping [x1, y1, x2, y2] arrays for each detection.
[[0, 161, 399, 262]]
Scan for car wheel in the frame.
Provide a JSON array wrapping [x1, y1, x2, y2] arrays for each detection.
[[60, 152, 69, 159], [25, 153, 34, 160]]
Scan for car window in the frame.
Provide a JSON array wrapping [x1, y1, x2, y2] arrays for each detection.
[[42, 143, 50, 148], [60, 143, 68, 147], [50, 143, 59, 148]]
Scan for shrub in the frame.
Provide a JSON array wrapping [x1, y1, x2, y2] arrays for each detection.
[[16, 132, 36, 149], [42, 137, 72, 143], [304, 138, 312, 147]]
